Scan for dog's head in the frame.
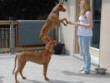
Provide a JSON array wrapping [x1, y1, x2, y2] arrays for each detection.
[[45, 41, 56, 52], [55, 3, 66, 12]]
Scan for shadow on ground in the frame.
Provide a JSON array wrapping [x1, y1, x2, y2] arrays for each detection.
[[0, 76, 4, 83], [49, 80, 83, 83], [62, 70, 110, 78], [20, 79, 83, 83]]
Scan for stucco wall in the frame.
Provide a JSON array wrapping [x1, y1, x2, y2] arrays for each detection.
[[59, 0, 76, 55], [100, 0, 110, 71]]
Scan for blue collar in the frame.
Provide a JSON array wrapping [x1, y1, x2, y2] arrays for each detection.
[[51, 10, 59, 15]]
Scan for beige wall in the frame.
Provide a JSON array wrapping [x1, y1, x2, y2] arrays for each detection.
[[100, 0, 110, 71], [59, 0, 100, 65], [59, 0, 76, 55], [59, 0, 110, 71]]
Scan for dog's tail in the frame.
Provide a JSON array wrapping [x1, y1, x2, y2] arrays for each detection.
[[12, 55, 17, 74]]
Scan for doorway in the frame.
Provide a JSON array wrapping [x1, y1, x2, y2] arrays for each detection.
[[91, 0, 102, 49]]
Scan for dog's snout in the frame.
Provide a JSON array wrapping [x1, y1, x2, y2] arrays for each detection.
[[61, 6, 66, 12], [61, 8, 66, 12], [63, 8, 66, 11]]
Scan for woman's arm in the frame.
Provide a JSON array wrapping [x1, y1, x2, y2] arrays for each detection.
[[77, 11, 93, 28], [68, 11, 93, 28]]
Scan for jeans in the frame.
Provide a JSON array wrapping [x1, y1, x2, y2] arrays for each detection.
[[78, 36, 92, 73]]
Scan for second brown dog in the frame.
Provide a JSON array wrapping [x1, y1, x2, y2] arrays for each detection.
[[12, 41, 56, 83]]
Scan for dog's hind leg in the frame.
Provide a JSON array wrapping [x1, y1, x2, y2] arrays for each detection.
[[15, 69, 19, 83], [19, 61, 27, 80], [43, 64, 50, 81], [12, 55, 17, 74]]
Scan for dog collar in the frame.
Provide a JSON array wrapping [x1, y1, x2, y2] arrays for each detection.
[[51, 10, 59, 15], [46, 50, 53, 55]]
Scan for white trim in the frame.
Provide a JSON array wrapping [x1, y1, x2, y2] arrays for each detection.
[[91, 55, 99, 65], [90, 47, 100, 51], [73, 54, 99, 66]]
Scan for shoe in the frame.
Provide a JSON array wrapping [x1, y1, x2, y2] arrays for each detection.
[[80, 71, 89, 74]]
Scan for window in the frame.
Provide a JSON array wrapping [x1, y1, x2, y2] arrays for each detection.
[[91, 0, 102, 48]]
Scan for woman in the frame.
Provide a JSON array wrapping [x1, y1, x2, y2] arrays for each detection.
[[69, 0, 93, 74]]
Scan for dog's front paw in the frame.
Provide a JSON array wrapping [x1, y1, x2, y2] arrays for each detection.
[[22, 76, 26, 80], [45, 77, 50, 81], [64, 23, 67, 26], [16, 80, 19, 83]]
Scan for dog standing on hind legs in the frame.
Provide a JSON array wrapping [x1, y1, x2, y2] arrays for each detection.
[[12, 41, 56, 83], [39, 2, 69, 44]]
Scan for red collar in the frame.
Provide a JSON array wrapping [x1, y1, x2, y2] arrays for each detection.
[[46, 50, 53, 55]]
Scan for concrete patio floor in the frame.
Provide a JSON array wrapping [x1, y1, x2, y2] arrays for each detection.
[[0, 53, 110, 83]]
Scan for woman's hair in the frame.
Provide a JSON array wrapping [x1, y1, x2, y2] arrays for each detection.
[[80, 0, 91, 16]]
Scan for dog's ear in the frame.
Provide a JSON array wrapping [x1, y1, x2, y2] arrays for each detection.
[[54, 0, 64, 5], [59, 3, 63, 6], [58, 3, 63, 8], [59, 2, 63, 5], [59, 0, 64, 4]]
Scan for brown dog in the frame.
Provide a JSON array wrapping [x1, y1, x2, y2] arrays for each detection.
[[12, 41, 56, 83], [39, 3, 68, 43]]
